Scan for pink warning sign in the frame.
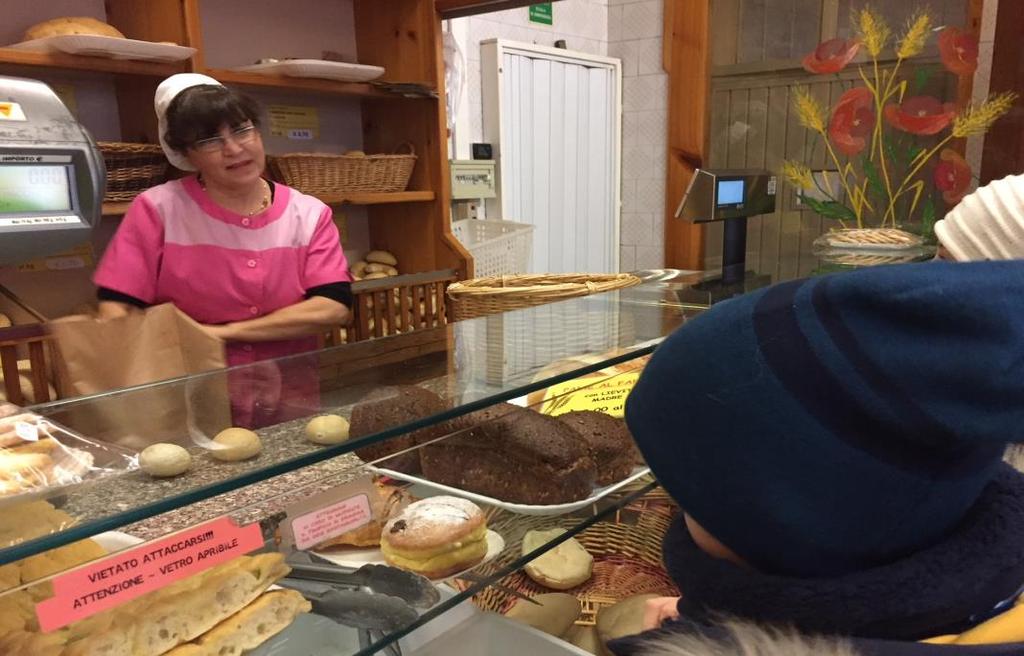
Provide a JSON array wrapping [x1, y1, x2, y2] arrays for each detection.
[[291, 493, 372, 551], [36, 517, 263, 632]]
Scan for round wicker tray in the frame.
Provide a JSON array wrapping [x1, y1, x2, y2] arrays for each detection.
[[447, 273, 642, 321], [458, 497, 679, 626]]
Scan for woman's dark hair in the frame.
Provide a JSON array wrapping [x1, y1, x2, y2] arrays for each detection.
[[163, 85, 262, 153]]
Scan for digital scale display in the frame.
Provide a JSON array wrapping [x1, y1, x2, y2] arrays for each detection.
[[0, 165, 72, 214], [716, 179, 745, 207]]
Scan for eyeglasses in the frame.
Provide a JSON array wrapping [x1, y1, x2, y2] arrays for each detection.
[[191, 125, 259, 153]]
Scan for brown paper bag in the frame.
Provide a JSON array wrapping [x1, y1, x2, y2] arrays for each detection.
[[46, 304, 232, 451]]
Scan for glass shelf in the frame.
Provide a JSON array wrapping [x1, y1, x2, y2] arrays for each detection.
[[0, 358, 675, 656], [0, 278, 691, 568]]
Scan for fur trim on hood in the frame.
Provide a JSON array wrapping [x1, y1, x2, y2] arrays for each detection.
[[638, 619, 858, 656]]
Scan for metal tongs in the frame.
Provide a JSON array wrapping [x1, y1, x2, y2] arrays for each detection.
[[280, 552, 439, 655]]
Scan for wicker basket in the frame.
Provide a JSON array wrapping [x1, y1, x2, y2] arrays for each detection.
[[459, 498, 680, 626], [447, 273, 642, 321], [268, 144, 416, 195], [98, 142, 169, 202]]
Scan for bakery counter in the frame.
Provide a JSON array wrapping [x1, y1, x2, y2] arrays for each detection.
[[0, 281, 688, 655]]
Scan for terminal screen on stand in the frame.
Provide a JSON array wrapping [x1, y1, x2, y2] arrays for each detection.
[[716, 179, 745, 207], [0, 165, 74, 215]]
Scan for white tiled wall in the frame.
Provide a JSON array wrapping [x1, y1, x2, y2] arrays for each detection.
[[966, 0, 998, 188], [450, 0, 668, 274], [609, 0, 667, 271]]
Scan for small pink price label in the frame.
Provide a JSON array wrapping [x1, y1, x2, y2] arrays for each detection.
[[35, 517, 263, 632], [291, 493, 372, 551]]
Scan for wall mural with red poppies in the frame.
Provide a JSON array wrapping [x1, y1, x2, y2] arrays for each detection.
[[780, 5, 1016, 243]]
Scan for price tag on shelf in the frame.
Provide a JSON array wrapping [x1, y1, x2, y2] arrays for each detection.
[[35, 517, 263, 632], [268, 105, 320, 139], [280, 474, 378, 551]]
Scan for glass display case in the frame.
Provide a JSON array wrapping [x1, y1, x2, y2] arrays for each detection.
[[0, 276, 698, 656]]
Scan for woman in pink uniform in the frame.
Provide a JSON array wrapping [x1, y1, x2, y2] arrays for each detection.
[[93, 74, 352, 428]]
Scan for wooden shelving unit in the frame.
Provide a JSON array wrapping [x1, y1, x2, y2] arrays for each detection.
[[1, 0, 472, 282], [0, 48, 187, 77]]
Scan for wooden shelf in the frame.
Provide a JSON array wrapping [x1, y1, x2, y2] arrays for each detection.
[[101, 202, 132, 216], [204, 68, 412, 99], [0, 48, 186, 77], [319, 191, 436, 205], [100, 192, 433, 216]]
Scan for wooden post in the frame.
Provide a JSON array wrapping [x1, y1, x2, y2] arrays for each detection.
[[663, 0, 711, 270], [980, 0, 1024, 184]]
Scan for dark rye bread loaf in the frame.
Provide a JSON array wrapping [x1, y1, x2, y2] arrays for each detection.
[[351, 386, 449, 474], [419, 404, 598, 505], [557, 411, 638, 486]]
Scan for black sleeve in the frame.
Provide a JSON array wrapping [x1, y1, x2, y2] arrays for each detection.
[[305, 281, 353, 309], [97, 287, 149, 309]]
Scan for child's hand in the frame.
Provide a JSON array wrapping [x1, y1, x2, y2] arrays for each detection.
[[643, 596, 681, 630]]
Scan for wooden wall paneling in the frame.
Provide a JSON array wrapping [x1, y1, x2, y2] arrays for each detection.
[[664, 0, 711, 270], [105, 0, 190, 44], [764, 0, 795, 60], [759, 84, 789, 279], [703, 88, 730, 265], [711, 0, 741, 67], [796, 81, 832, 276], [777, 74, 806, 280], [727, 88, 760, 272], [738, 0, 767, 64], [981, 0, 1024, 184], [746, 86, 769, 274]]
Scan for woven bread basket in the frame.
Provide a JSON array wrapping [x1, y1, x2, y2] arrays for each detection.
[[447, 273, 642, 321], [97, 142, 169, 202], [268, 144, 416, 195], [458, 491, 679, 626]]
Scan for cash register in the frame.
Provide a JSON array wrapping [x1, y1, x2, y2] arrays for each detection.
[[673, 168, 776, 306], [0, 75, 104, 265]]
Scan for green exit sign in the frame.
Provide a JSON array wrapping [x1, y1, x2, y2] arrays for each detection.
[[529, 3, 553, 25]]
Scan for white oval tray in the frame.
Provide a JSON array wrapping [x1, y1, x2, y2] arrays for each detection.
[[231, 60, 385, 82], [367, 466, 652, 516], [8, 34, 195, 62]]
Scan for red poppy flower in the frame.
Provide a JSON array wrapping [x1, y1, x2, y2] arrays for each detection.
[[934, 148, 972, 205], [802, 38, 861, 75], [884, 96, 956, 135], [828, 87, 876, 156], [938, 27, 979, 76]]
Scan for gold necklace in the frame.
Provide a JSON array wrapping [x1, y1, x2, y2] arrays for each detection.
[[199, 177, 270, 216]]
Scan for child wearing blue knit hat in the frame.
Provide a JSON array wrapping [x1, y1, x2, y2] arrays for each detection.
[[611, 260, 1024, 656]]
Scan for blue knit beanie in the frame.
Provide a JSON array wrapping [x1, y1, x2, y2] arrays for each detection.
[[626, 260, 1024, 577]]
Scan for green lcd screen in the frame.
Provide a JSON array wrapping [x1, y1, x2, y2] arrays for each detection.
[[0, 166, 72, 214]]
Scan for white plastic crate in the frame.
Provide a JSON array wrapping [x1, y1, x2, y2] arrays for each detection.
[[452, 219, 535, 277]]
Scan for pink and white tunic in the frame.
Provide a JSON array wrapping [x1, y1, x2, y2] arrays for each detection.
[[94, 176, 351, 427]]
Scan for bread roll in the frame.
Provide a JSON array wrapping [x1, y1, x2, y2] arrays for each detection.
[[25, 17, 125, 40], [566, 624, 603, 655], [366, 250, 398, 266], [139, 443, 192, 477], [351, 261, 369, 277], [363, 272, 390, 280], [0, 313, 11, 328], [364, 263, 391, 274], [505, 593, 581, 637], [523, 528, 594, 590], [210, 428, 262, 462], [305, 414, 349, 445], [595, 594, 661, 646], [380, 496, 488, 579]]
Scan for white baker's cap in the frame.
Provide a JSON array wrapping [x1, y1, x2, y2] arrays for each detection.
[[154, 73, 224, 172], [934, 174, 1024, 261]]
